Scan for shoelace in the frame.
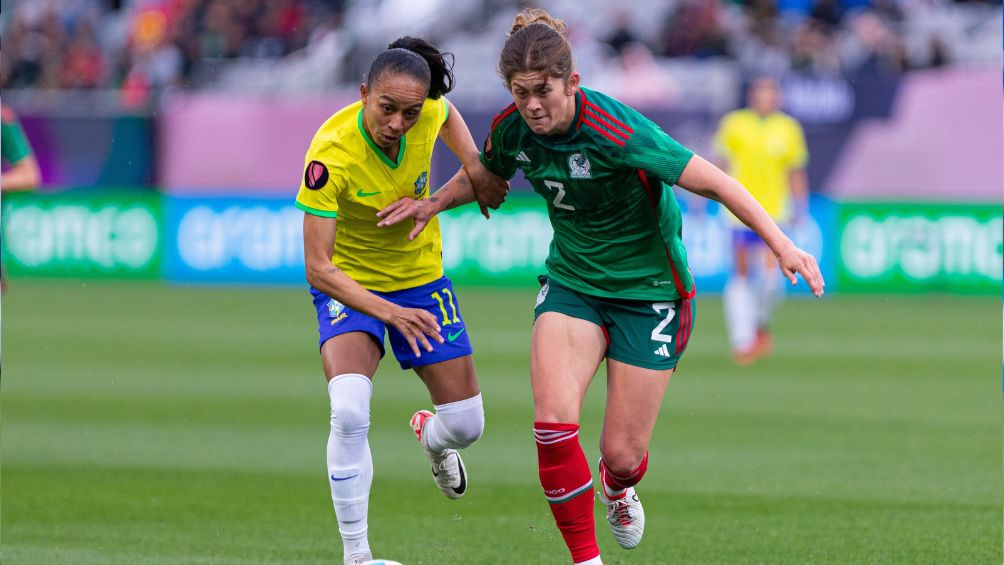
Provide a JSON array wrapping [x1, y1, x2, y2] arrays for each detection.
[[607, 498, 635, 526], [430, 451, 458, 482]]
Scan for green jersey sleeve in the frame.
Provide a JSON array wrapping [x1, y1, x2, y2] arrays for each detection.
[[479, 105, 519, 181], [618, 118, 694, 186], [1, 108, 33, 165]]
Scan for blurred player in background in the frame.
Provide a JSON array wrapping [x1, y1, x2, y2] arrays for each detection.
[[296, 37, 503, 565], [1, 103, 41, 292], [713, 77, 809, 365]]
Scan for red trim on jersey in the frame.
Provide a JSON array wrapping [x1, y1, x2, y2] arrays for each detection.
[[575, 90, 588, 130], [675, 297, 692, 354], [582, 116, 626, 146], [582, 107, 630, 141], [491, 103, 517, 131], [584, 101, 634, 134], [637, 169, 696, 299]]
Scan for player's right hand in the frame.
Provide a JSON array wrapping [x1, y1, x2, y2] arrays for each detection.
[[385, 306, 444, 357], [466, 163, 508, 218]]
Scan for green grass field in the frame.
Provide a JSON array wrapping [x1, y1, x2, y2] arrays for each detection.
[[1, 281, 1000, 564]]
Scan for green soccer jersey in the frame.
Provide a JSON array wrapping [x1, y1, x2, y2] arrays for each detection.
[[1, 105, 33, 166], [480, 87, 696, 301]]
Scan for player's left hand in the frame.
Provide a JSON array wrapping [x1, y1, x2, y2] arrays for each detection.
[[776, 244, 825, 297], [377, 197, 434, 240]]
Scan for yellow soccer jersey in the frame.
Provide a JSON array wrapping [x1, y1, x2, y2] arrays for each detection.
[[714, 109, 807, 225], [296, 97, 449, 292]]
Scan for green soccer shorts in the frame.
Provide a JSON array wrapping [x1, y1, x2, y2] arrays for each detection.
[[534, 276, 696, 371]]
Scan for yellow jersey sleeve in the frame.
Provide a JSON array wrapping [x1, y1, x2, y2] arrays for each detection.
[[713, 111, 741, 161], [429, 96, 449, 142], [782, 117, 808, 169], [296, 141, 347, 218]]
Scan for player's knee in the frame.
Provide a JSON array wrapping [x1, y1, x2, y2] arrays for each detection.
[[455, 415, 485, 448], [601, 447, 645, 476], [436, 393, 484, 448], [330, 402, 370, 437], [441, 406, 484, 448]]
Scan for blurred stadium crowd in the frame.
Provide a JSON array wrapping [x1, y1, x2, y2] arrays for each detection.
[[1, 0, 999, 108]]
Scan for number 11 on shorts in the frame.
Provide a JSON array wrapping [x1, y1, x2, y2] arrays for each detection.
[[431, 289, 460, 325]]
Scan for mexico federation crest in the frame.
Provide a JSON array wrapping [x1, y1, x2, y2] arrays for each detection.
[[414, 171, 429, 195], [568, 153, 591, 179]]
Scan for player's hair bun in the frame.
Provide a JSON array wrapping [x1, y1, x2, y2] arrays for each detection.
[[387, 36, 455, 99], [508, 8, 568, 39]]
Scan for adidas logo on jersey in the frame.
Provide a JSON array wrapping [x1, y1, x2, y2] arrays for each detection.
[[653, 344, 671, 357], [516, 151, 531, 163]]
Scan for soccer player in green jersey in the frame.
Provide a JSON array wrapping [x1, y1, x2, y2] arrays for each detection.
[[379, 9, 823, 564], [1, 103, 41, 292], [1, 104, 40, 193]]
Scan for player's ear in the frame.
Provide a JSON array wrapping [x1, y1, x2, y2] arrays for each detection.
[[565, 72, 580, 96], [360, 83, 368, 104]]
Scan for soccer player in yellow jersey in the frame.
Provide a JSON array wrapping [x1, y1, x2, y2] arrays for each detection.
[[296, 37, 505, 565], [714, 76, 809, 365]]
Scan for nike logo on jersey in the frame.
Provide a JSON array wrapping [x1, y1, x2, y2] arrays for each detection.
[[654, 344, 670, 357], [447, 328, 466, 342], [356, 189, 380, 197], [516, 151, 531, 163]]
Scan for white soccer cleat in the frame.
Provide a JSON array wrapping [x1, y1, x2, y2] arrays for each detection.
[[344, 552, 372, 565], [598, 487, 646, 549], [410, 410, 468, 499]]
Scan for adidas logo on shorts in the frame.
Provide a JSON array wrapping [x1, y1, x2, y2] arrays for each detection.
[[653, 344, 670, 357]]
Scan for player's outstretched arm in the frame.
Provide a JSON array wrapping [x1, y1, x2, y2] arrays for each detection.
[[439, 100, 509, 215], [677, 155, 825, 297], [1, 155, 40, 191], [303, 213, 443, 356], [377, 166, 494, 240]]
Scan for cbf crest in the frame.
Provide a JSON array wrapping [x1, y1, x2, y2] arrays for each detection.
[[568, 153, 591, 179], [414, 171, 429, 196], [327, 299, 347, 325]]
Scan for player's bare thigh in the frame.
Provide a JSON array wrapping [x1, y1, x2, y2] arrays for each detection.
[[413, 355, 480, 405], [600, 359, 674, 474], [531, 312, 606, 423], [321, 331, 382, 381], [733, 238, 750, 276]]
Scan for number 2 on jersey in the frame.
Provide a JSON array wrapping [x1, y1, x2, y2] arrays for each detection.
[[431, 289, 460, 325], [544, 180, 575, 211]]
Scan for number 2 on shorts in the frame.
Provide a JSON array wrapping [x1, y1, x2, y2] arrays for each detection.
[[651, 302, 675, 344]]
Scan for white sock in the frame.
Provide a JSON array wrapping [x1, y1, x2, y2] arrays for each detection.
[[575, 556, 603, 565], [724, 275, 757, 351], [754, 265, 784, 330], [327, 374, 373, 559], [421, 393, 485, 453]]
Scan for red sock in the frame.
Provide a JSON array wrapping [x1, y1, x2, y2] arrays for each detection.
[[534, 422, 599, 564], [600, 452, 649, 498]]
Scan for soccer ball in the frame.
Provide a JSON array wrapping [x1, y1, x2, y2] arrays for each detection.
[[360, 561, 404, 565]]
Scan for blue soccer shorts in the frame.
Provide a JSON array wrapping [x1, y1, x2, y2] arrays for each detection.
[[310, 275, 473, 369]]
